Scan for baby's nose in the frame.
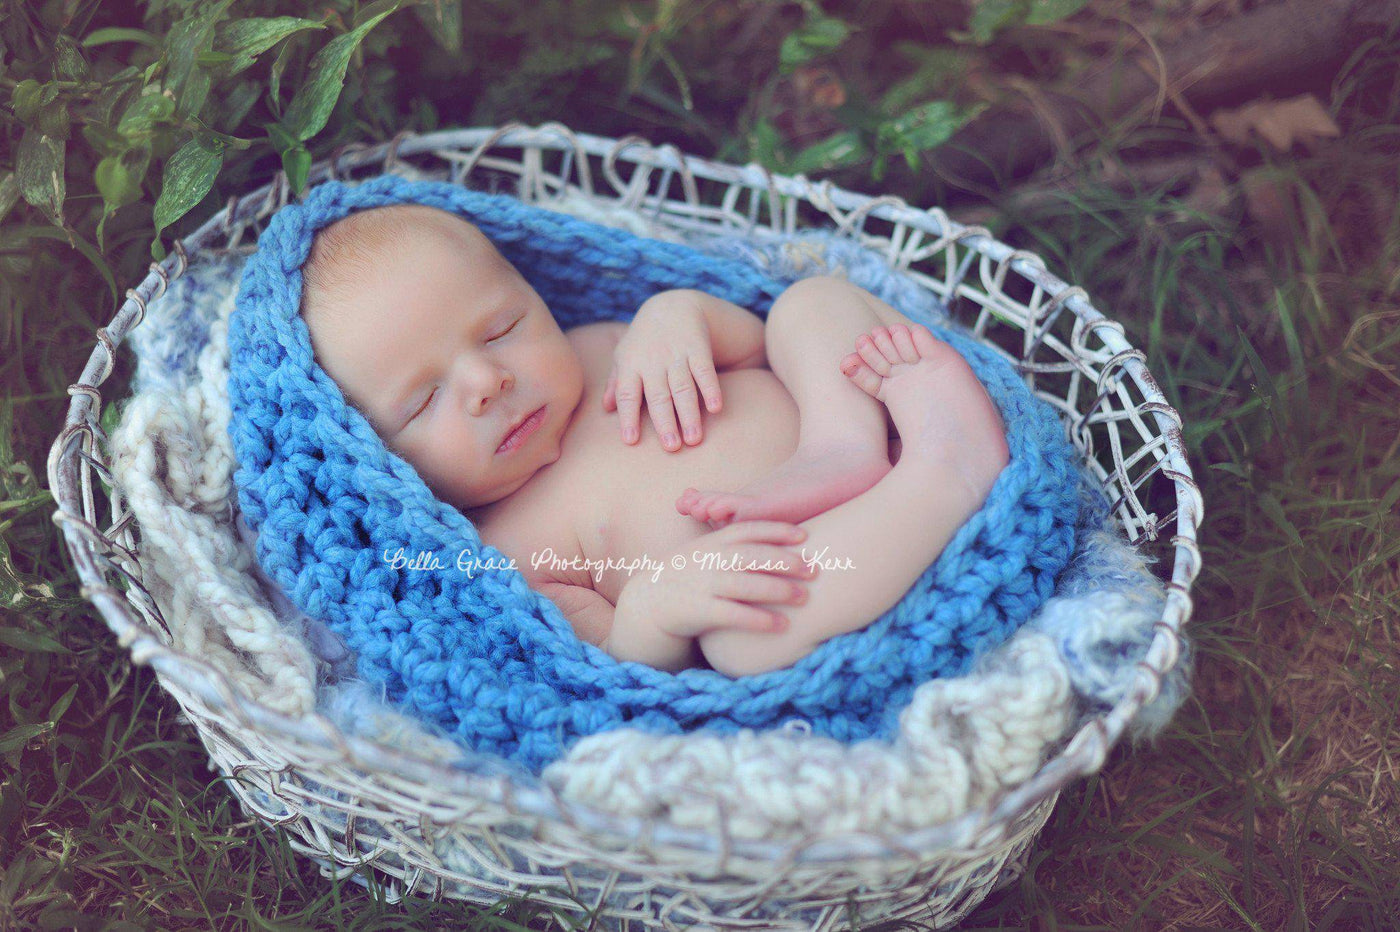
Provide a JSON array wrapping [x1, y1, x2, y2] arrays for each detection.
[[467, 368, 514, 414]]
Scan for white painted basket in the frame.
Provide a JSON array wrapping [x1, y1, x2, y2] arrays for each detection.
[[48, 123, 1202, 930]]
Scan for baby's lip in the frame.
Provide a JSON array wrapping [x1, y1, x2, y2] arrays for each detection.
[[498, 405, 545, 451]]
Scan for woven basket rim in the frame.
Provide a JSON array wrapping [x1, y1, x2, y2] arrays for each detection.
[[47, 122, 1204, 865]]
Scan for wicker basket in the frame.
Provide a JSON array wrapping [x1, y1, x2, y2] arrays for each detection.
[[47, 123, 1203, 930]]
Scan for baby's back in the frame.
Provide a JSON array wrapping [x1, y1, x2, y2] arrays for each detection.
[[472, 326, 800, 605]]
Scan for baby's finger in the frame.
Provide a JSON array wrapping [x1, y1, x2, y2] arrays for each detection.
[[602, 368, 618, 412], [689, 354, 723, 413], [710, 599, 790, 634], [667, 360, 703, 446], [719, 521, 808, 545], [731, 545, 819, 579], [641, 370, 681, 451], [714, 570, 807, 606], [613, 371, 644, 444]]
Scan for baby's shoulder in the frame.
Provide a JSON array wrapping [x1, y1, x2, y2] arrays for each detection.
[[564, 321, 626, 394], [565, 320, 626, 358]]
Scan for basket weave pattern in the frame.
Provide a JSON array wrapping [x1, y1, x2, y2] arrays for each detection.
[[48, 124, 1202, 930]]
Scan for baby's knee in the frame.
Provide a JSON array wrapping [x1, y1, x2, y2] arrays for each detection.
[[767, 275, 862, 328]]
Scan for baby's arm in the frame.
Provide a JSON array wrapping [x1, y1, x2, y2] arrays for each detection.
[[536, 580, 615, 649], [536, 577, 705, 671], [640, 289, 767, 371]]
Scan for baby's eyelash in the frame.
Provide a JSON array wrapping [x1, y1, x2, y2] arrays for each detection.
[[489, 317, 523, 341], [411, 388, 437, 421]]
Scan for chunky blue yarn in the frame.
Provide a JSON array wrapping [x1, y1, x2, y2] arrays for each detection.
[[227, 175, 1083, 774]]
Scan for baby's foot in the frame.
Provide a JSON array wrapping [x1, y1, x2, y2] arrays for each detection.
[[676, 438, 892, 530], [840, 323, 1009, 500]]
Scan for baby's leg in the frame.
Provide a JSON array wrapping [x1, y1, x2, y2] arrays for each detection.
[[677, 275, 917, 528], [696, 322, 1010, 678]]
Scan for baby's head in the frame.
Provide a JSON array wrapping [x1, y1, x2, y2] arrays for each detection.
[[301, 203, 585, 513]]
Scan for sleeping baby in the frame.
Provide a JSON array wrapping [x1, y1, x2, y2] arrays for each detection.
[[300, 204, 1009, 677]]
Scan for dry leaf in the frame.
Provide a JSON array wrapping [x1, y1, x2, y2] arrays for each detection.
[[1209, 94, 1341, 151]]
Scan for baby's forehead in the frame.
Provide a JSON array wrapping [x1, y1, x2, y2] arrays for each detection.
[[300, 204, 514, 321], [313, 203, 490, 259]]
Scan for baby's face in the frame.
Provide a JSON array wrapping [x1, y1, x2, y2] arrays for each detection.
[[304, 210, 585, 512]]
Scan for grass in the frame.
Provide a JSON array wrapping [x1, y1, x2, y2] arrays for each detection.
[[4, 9, 1400, 932]]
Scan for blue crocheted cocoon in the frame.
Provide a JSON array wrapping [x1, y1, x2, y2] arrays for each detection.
[[227, 175, 1082, 774]]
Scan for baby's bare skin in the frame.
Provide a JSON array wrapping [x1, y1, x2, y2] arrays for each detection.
[[302, 205, 1009, 677]]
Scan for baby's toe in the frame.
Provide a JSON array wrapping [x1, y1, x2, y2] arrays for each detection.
[[909, 322, 942, 358], [888, 324, 920, 363], [841, 352, 885, 398], [870, 326, 901, 363], [854, 333, 893, 376], [710, 497, 739, 524]]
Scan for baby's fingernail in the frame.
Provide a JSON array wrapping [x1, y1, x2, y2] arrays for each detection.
[[624, 427, 638, 443], [684, 427, 699, 443], [664, 432, 678, 448]]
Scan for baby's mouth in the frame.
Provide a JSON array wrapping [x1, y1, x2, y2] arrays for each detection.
[[497, 405, 547, 454]]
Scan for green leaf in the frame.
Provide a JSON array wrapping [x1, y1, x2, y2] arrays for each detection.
[[218, 80, 261, 133], [0, 173, 18, 225], [47, 683, 81, 724], [882, 45, 974, 114], [1257, 491, 1304, 549], [749, 118, 782, 169], [153, 139, 223, 237], [966, 0, 1029, 44], [0, 724, 51, 755], [180, 66, 214, 119], [265, 121, 299, 153], [36, 101, 71, 140], [281, 7, 398, 142], [82, 28, 161, 49], [787, 131, 868, 174], [96, 146, 151, 243], [214, 16, 324, 76], [281, 144, 312, 194], [11, 79, 59, 125], [16, 129, 65, 223], [876, 100, 976, 158], [0, 627, 65, 654], [163, 0, 235, 116], [81, 121, 130, 157], [268, 35, 299, 117], [116, 90, 176, 137], [412, 0, 462, 52], [1025, 0, 1093, 25], [52, 34, 89, 81], [779, 13, 851, 72], [89, 71, 140, 125]]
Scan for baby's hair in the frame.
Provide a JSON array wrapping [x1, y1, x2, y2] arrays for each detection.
[[299, 203, 486, 323]]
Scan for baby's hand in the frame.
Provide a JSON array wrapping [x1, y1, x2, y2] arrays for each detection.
[[614, 521, 818, 645], [604, 293, 722, 452]]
